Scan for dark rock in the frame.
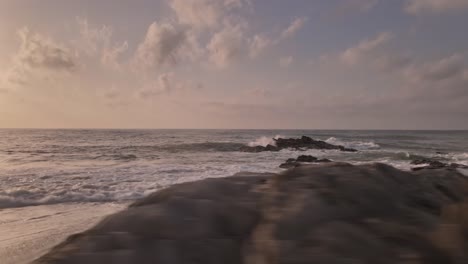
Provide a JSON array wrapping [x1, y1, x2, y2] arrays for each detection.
[[264, 144, 279, 151], [411, 158, 468, 171], [239, 145, 279, 153], [449, 163, 468, 169], [34, 163, 468, 264], [411, 158, 442, 166], [296, 155, 318, 162], [279, 155, 332, 169], [279, 162, 299, 169], [240, 136, 358, 153]]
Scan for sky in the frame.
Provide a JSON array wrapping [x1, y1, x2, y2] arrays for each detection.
[[1, 0, 468, 129]]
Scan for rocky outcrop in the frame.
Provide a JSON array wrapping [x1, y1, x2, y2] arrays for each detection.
[[239, 144, 280, 153], [240, 136, 357, 153], [411, 158, 468, 171], [35, 163, 468, 264], [279, 155, 332, 168]]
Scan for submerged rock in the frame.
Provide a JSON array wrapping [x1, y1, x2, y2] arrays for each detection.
[[279, 155, 332, 168], [240, 136, 357, 153], [35, 163, 468, 264]]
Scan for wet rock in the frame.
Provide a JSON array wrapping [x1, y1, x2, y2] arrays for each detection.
[[296, 155, 319, 162], [279, 155, 332, 169], [35, 163, 468, 264], [411, 158, 468, 171], [239, 144, 279, 153], [240, 136, 357, 153]]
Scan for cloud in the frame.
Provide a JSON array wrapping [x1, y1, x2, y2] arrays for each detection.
[[404, 0, 468, 15], [76, 17, 112, 55], [404, 53, 465, 83], [170, 0, 222, 30], [102, 87, 120, 100], [101, 41, 129, 71], [2, 27, 77, 89], [207, 24, 246, 68], [1, 65, 29, 87], [134, 21, 189, 71], [279, 56, 293, 68], [15, 27, 77, 72], [375, 54, 413, 73], [169, 0, 249, 30], [371, 53, 468, 109], [98, 86, 131, 107], [77, 17, 128, 70], [138, 72, 176, 98], [249, 17, 309, 59], [248, 34, 272, 58], [317, 31, 468, 117], [281, 17, 308, 39], [246, 87, 271, 98], [463, 69, 468, 81], [247, 16, 309, 60], [340, 32, 393, 65], [137, 72, 202, 98]]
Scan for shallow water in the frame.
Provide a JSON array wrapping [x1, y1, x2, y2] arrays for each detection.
[[1, 129, 467, 209], [0, 202, 127, 264]]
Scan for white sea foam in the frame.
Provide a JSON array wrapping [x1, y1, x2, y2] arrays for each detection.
[[453, 152, 468, 165], [247, 135, 283, 147], [1, 130, 467, 210], [0, 156, 286, 209], [325, 137, 380, 150]]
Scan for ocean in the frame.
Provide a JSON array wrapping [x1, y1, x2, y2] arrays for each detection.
[[1, 129, 468, 209], [1, 129, 468, 263]]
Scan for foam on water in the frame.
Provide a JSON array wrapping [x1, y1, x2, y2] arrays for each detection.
[[452, 152, 468, 165], [247, 135, 283, 147], [1, 129, 467, 209], [325, 137, 380, 150]]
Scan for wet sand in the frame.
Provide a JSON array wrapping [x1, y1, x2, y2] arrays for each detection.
[[0, 203, 126, 264]]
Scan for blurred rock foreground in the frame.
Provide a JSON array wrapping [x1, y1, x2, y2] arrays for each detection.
[[35, 163, 468, 264]]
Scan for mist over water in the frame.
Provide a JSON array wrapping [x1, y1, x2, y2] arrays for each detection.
[[0, 129, 467, 209]]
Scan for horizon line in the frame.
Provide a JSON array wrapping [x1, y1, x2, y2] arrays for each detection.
[[1, 128, 467, 131]]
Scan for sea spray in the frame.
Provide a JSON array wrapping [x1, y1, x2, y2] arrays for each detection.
[[247, 135, 283, 147]]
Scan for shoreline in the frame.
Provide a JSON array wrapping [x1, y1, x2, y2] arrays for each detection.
[[0, 202, 127, 264], [34, 163, 468, 263]]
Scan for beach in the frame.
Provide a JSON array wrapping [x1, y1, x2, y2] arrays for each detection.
[[0, 202, 126, 264]]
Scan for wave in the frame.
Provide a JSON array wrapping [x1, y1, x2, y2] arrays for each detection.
[[247, 135, 283, 147], [160, 142, 245, 153], [0, 186, 148, 209], [93, 154, 138, 161], [0, 192, 113, 209], [440, 152, 468, 165], [325, 137, 380, 150], [3, 143, 247, 164]]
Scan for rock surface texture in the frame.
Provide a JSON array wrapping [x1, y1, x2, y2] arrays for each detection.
[[279, 155, 332, 168], [35, 163, 468, 264], [240, 136, 357, 152]]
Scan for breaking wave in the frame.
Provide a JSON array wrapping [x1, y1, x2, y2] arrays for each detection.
[[248, 135, 283, 147], [325, 137, 380, 150]]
